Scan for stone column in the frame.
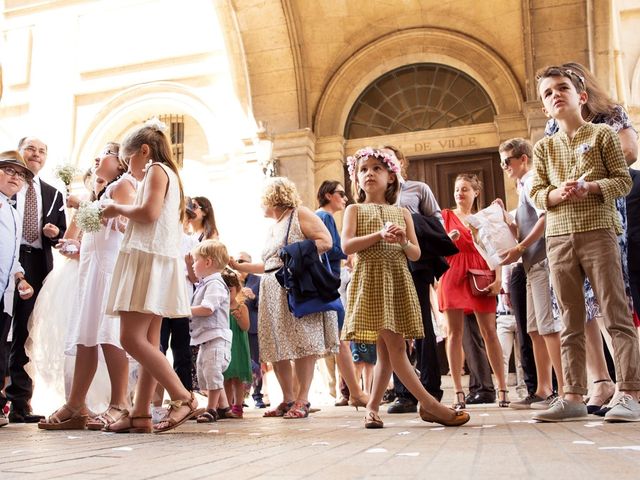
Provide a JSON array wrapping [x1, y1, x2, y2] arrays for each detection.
[[272, 128, 316, 208]]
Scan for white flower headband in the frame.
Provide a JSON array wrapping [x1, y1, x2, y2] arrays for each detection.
[[144, 117, 168, 133], [346, 147, 404, 184]]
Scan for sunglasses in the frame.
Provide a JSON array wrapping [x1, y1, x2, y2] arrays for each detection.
[[500, 156, 520, 169], [0, 166, 28, 181], [333, 190, 347, 198]]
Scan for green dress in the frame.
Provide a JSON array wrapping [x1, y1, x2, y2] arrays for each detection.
[[223, 312, 253, 383]]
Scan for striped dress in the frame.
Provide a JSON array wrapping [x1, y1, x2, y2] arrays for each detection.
[[341, 203, 423, 343]]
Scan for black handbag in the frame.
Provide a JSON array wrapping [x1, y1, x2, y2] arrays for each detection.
[[276, 210, 343, 318]]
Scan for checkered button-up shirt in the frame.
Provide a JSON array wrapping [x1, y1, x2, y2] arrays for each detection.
[[530, 122, 632, 237]]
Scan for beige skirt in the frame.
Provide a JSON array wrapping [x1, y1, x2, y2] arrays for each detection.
[[106, 248, 190, 318]]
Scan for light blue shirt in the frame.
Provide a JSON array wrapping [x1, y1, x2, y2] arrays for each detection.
[[0, 192, 20, 296]]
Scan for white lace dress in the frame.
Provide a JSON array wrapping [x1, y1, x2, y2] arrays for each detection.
[[106, 163, 190, 318], [66, 173, 137, 353]]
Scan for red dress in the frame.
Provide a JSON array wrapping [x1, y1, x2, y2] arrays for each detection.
[[438, 209, 496, 314]]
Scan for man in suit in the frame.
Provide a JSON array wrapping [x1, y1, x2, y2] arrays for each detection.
[[4, 137, 66, 423], [0, 151, 35, 427]]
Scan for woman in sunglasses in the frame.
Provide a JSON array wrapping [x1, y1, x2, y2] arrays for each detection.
[[315, 180, 369, 409]]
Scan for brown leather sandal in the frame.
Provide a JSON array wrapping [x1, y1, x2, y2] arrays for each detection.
[[37, 404, 88, 430], [153, 392, 204, 433], [263, 401, 293, 417], [103, 409, 152, 434], [364, 411, 384, 429]]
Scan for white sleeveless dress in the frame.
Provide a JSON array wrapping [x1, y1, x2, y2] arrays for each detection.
[[106, 163, 190, 318], [65, 173, 137, 353]]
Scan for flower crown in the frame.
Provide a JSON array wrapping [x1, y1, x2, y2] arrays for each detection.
[[145, 117, 168, 133], [346, 147, 403, 183]]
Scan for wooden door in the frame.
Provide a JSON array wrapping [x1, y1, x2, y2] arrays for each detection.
[[407, 149, 505, 210]]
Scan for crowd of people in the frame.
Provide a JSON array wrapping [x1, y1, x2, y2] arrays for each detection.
[[1, 61, 639, 433]]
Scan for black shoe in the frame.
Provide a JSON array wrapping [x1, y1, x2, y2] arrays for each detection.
[[387, 398, 418, 414], [8, 410, 45, 423], [381, 389, 396, 404], [254, 399, 267, 409], [465, 393, 496, 405]]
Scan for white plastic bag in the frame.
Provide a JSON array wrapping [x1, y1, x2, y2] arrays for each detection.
[[466, 204, 517, 269]]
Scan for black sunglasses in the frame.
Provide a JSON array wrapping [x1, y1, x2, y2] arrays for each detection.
[[333, 190, 347, 198], [500, 156, 520, 169]]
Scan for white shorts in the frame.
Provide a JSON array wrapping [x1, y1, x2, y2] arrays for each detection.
[[196, 337, 231, 391]]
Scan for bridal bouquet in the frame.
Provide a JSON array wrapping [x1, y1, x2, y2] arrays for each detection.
[[54, 164, 78, 187], [75, 201, 103, 233]]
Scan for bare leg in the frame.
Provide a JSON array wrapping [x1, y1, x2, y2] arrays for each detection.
[[101, 343, 129, 407], [363, 364, 374, 394], [380, 329, 459, 420], [272, 359, 295, 403], [336, 340, 368, 404], [528, 331, 554, 398], [206, 389, 222, 411], [542, 332, 564, 396], [292, 355, 316, 404], [366, 338, 393, 414], [224, 380, 233, 406], [66, 345, 98, 409], [444, 309, 465, 393], [476, 312, 508, 392], [585, 318, 614, 403]]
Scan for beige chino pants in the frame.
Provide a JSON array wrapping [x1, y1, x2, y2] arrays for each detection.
[[546, 228, 640, 395]]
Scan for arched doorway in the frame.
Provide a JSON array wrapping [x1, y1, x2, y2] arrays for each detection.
[[344, 63, 505, 208]]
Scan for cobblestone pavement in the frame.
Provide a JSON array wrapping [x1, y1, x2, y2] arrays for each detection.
[[2, 394, 640, 480]]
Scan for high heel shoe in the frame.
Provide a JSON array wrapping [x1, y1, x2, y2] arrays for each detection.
[[498, 390, 510, 408], [419, 405, 470, 427], [453, 391, 466, 410], [587, 379, 615, 414], [349, 395, 368, 411]]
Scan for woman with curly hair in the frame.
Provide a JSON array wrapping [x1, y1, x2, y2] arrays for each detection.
[[230, 177, 340, 419]]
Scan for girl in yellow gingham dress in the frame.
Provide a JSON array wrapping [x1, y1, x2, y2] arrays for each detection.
[[342, 147, 470, 430], [342, 203, 422, 342]]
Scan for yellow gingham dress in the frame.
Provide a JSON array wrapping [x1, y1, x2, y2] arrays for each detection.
[[341, 203, 424, 343]]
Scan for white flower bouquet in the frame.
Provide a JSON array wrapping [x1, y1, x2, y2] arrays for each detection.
[[54, 164, 78, 187], [75, 201, 103, 233]]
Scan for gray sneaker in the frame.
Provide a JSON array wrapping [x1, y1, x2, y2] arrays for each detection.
[[530, 394, 558, 410], [531, 397, 588, 422], [0, 412, 7, 428], [510, 393, 544, 410], [604, 394, 640, 422]]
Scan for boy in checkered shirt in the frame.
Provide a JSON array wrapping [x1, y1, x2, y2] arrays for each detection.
[[530, 65, 640, 422]]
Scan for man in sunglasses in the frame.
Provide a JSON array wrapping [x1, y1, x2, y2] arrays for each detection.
[[0, 151, 35, 427], [497, 138, 563, 411], [2, 137, 66, 424]]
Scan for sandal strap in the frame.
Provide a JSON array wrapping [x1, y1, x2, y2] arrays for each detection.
[[46, 404, 86, 424]]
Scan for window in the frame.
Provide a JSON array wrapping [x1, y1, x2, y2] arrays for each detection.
[[345, 64, 496, 139], [159, 114, 184, 167]]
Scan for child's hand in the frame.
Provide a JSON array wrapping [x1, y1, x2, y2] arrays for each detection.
[[385, 223, 407, 244], [101, 204, 119, 219], [66, 194, 81, 209], [448, 229, 461, 241], [486, 279, 501, 296], [379, 222, 396, 242]]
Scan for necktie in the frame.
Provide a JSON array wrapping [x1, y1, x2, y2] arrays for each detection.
[[23, 181, 39, 243]]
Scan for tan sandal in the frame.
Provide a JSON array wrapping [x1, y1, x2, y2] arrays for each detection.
[[38, 404, 88, 430], [153, 392, 204, 433], [103, 409, 152, 434], [87, 405, 125, 431]]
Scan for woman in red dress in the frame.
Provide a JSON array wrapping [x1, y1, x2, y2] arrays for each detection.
[[438, 173, 509, 409]]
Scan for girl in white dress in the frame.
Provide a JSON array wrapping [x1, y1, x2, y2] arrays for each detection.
[[38, 143, 136, 430], [102, 120, 197, 434]]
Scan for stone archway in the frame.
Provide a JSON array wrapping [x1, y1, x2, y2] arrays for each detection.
[[314, 27, 524, 139]]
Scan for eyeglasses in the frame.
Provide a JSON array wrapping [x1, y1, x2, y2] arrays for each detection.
[[191, 204, 202, 210], [0, 166, 28, 181], [333, 190, 347, 198], [236, 259, 248, 264], [102, 149, 119, 158], [500, 156, 520, 169], [23, 145, 47, 156]]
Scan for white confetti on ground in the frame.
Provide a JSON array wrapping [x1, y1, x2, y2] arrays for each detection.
[[472, 424, 497, 429], [479, 413, 490, 417], [12, 450, 25, 454], [112, 447, 133, 452], [396, 452, 420, 457], [312, 442, 329, 446], [584, 422, 604, 428], [397, 431, 411, 436], [298, 428, 311, 431], [248, 433, 261, 436], [366, 448, 388, 453], [407, 419, 421, 424], [207, 429, 219, 433], [101, 432, 114, 435], [573, 441, 595, 445], [599, 446, 640, 451], [430, 427, 445, 431], [67, 436, 81, 439]]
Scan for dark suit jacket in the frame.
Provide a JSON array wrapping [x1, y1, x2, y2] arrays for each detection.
[[627, 169, 640, 271], [409, 213, 458, 284], [39, 180, 66, 272]]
